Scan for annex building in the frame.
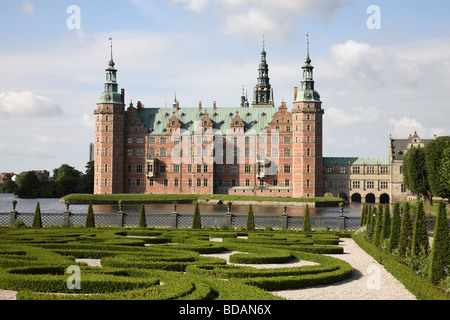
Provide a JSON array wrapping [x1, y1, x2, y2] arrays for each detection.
[[93, 40, 434, 204]]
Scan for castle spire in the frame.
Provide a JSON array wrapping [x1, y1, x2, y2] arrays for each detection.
[[98, 38, 122, 104], [252, 35, 274, 107]]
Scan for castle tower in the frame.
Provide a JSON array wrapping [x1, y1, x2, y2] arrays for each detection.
[[252, 36, 274, 108], [292, 36, 324, 198], [94, 39, 126, 194]]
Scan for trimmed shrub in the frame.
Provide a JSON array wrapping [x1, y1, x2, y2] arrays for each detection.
[[246, 204, 255, 231], [138, 203, 147, 228], [303, 204, 311, 232], [428, 201, 450, 284], [192, 203, 201, 229], [360, 205, 367, 227], [388, 202, 402, 252], [85, 201, 95, 228], [411, 200, 429, 256], [32, 202, 42, 228], [381, 204, 391, 243], [398, 202, 413, 258], [373, 204, 383, 247]]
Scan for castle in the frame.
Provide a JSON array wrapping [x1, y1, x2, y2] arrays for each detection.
[[93, 39, 433, 204]]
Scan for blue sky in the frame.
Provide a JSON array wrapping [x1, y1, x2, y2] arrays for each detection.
[[1, 0, 450, 175]]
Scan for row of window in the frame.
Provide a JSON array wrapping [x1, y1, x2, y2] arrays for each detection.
[[325, 166, 390, 175], [324, 180, 390, 190]]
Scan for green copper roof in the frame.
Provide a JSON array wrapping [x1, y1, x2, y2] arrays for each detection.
[[137, 106, 279, 135], [323, 157, 390, 165], [295, 89, 321, 103]]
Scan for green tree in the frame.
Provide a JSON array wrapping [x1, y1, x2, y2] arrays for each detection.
[[78, 161, 95, 194], [53, 164, 83, 197], [138, 203, 147, 228], [381, 204, 391, 243], [0, 179, 18, 194], [246, 204, 255, 231], [403, 146, 432, 206], [360, 205, 366, 227], [373, 204, 384, 247], [411, 200, 430, 256], [32, 202, 42, 228], [398, 202, 413, 258], [428, 201, 450, 284], [303, 204, 311, 232], [14, 171, 41, 198], [85, 201, 95, 228], [192, 203, 201, 229], [425, 137, 450, 203], [388, 202, 402, 252]]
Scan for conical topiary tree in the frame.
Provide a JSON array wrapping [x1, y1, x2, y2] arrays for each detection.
[[303, 204, 311, 232], [411, 200, 430, 256], [85, 201, 95, 228], [32, 202, 42, 228], [381, 204, 391, 243], [388, 202, 401, 252], [428, 201, 450, 284], [373, 204, 384, 246], [360, 204, 366, 227], [192, 203, 201, 229], [138, 203, 147, 228], [398, 202, 413, 258], [246, 204, 255, 231]]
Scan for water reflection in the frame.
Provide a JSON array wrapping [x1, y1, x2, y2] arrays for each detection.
[[0, 193, 367, 217]]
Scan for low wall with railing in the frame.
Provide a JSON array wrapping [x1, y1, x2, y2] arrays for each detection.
[[1, 210, 446, 232]]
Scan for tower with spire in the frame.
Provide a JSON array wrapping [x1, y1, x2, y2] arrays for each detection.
[[252, 35, 274, 108], [94, 38, 126, 194], [292, 34, 324, 198]]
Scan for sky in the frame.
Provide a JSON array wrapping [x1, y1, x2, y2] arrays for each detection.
[[0, 0, 450, 175]]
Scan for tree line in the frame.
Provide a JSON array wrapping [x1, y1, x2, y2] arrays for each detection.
[[0, 162, 94, 198], [403, 136, 450, 205]]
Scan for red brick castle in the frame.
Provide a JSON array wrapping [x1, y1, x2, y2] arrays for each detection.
[[94, 39, 324, 198]]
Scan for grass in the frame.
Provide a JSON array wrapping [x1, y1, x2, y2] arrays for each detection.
[[406, 199, 450, 217], [62, 193, 344, 205]]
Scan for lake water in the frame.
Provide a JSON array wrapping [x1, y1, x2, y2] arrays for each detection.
[[0, 193, 365, 217]]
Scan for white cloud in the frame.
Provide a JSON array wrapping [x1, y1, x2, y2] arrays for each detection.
[[171, 0, 209, 12], [0, 91, 62, 117], [330, 40, 421, 88], [388, 117, 450, 139], [326, 106, 381, 127], [21, 1, 35, 15]]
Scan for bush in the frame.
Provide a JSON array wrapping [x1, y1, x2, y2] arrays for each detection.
[[85, 201, 95, 228], [192, 203, 201, 230], [388, 203, 401, 252], [138, 203, 147, 228], [428, 201, 450, 284], [246, 204, 255, 231], [13, 220, 26, 229], [373, 204, 383, 247], [411, 200, 430, 256], [32, 202, 42, 228], [303, 204, 311, 232], [398, 202, 413, 258]]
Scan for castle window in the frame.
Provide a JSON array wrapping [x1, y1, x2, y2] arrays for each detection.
[[127, 165, 132, 173], [137, 165, 143, 173], [203, 165, 208, 173], [164, 179, 168, 187], [286, 126, 291, 132], [325, 166, 333, 173], [149, 148, 156, 157], [174, 165, 180, 173], [306, 165, 310, 173], [245, 148, 250, 157], [306, 148, 310, 156], [149, 179, 154, 187], [188, 179, 192, 187], [149, 137, 156, 144], [306, 179, 310, 188], [285, 179, 290, 186], [203, 179, 208, 187], [273, 179, 278, 186], [352, 166, 360, 174], [187, 165, 192, 173], [259, 179, 264, 186], [161, 137, 167, 144], [284, 164, 291, 173], [380, 181, 389, 189], [352, 181, 360, 189], [136, 179, 141, 187], [105, 148, 109, 156], [218, 179, 223, 186], [174, 178, 179, 187], [160, 165, 166, 173], [245, 165, 251, 173], [160, 148, 167, 157], [380, 166, 389, 174], [231, 179, 236, 187], [245, 137, 250, 144], [284, 137, 291, 144], [339, 166, 346, 174], [197, 179, 202, 187], [105, 164, 108, 173], [246, 179, 250, 186], [284, 148, 291, 157], [197, 165, 202, 173], [367, 167, 375, 174], [104, 178, 108, 187], [217, 165, 224, 173], [366, 181, 375, 189]]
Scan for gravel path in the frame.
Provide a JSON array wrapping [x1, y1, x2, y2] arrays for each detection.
[[0, 237, 417, 301], [271, 238, 417, 300]]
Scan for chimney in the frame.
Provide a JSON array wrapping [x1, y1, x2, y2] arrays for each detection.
[[176, 101, 180, 111], [213, 101, 217, 110], [137, 101, 142, 110], [199, 101, 202, 110], [294, 87, 298, 101], [121, 88, 125, 104]]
